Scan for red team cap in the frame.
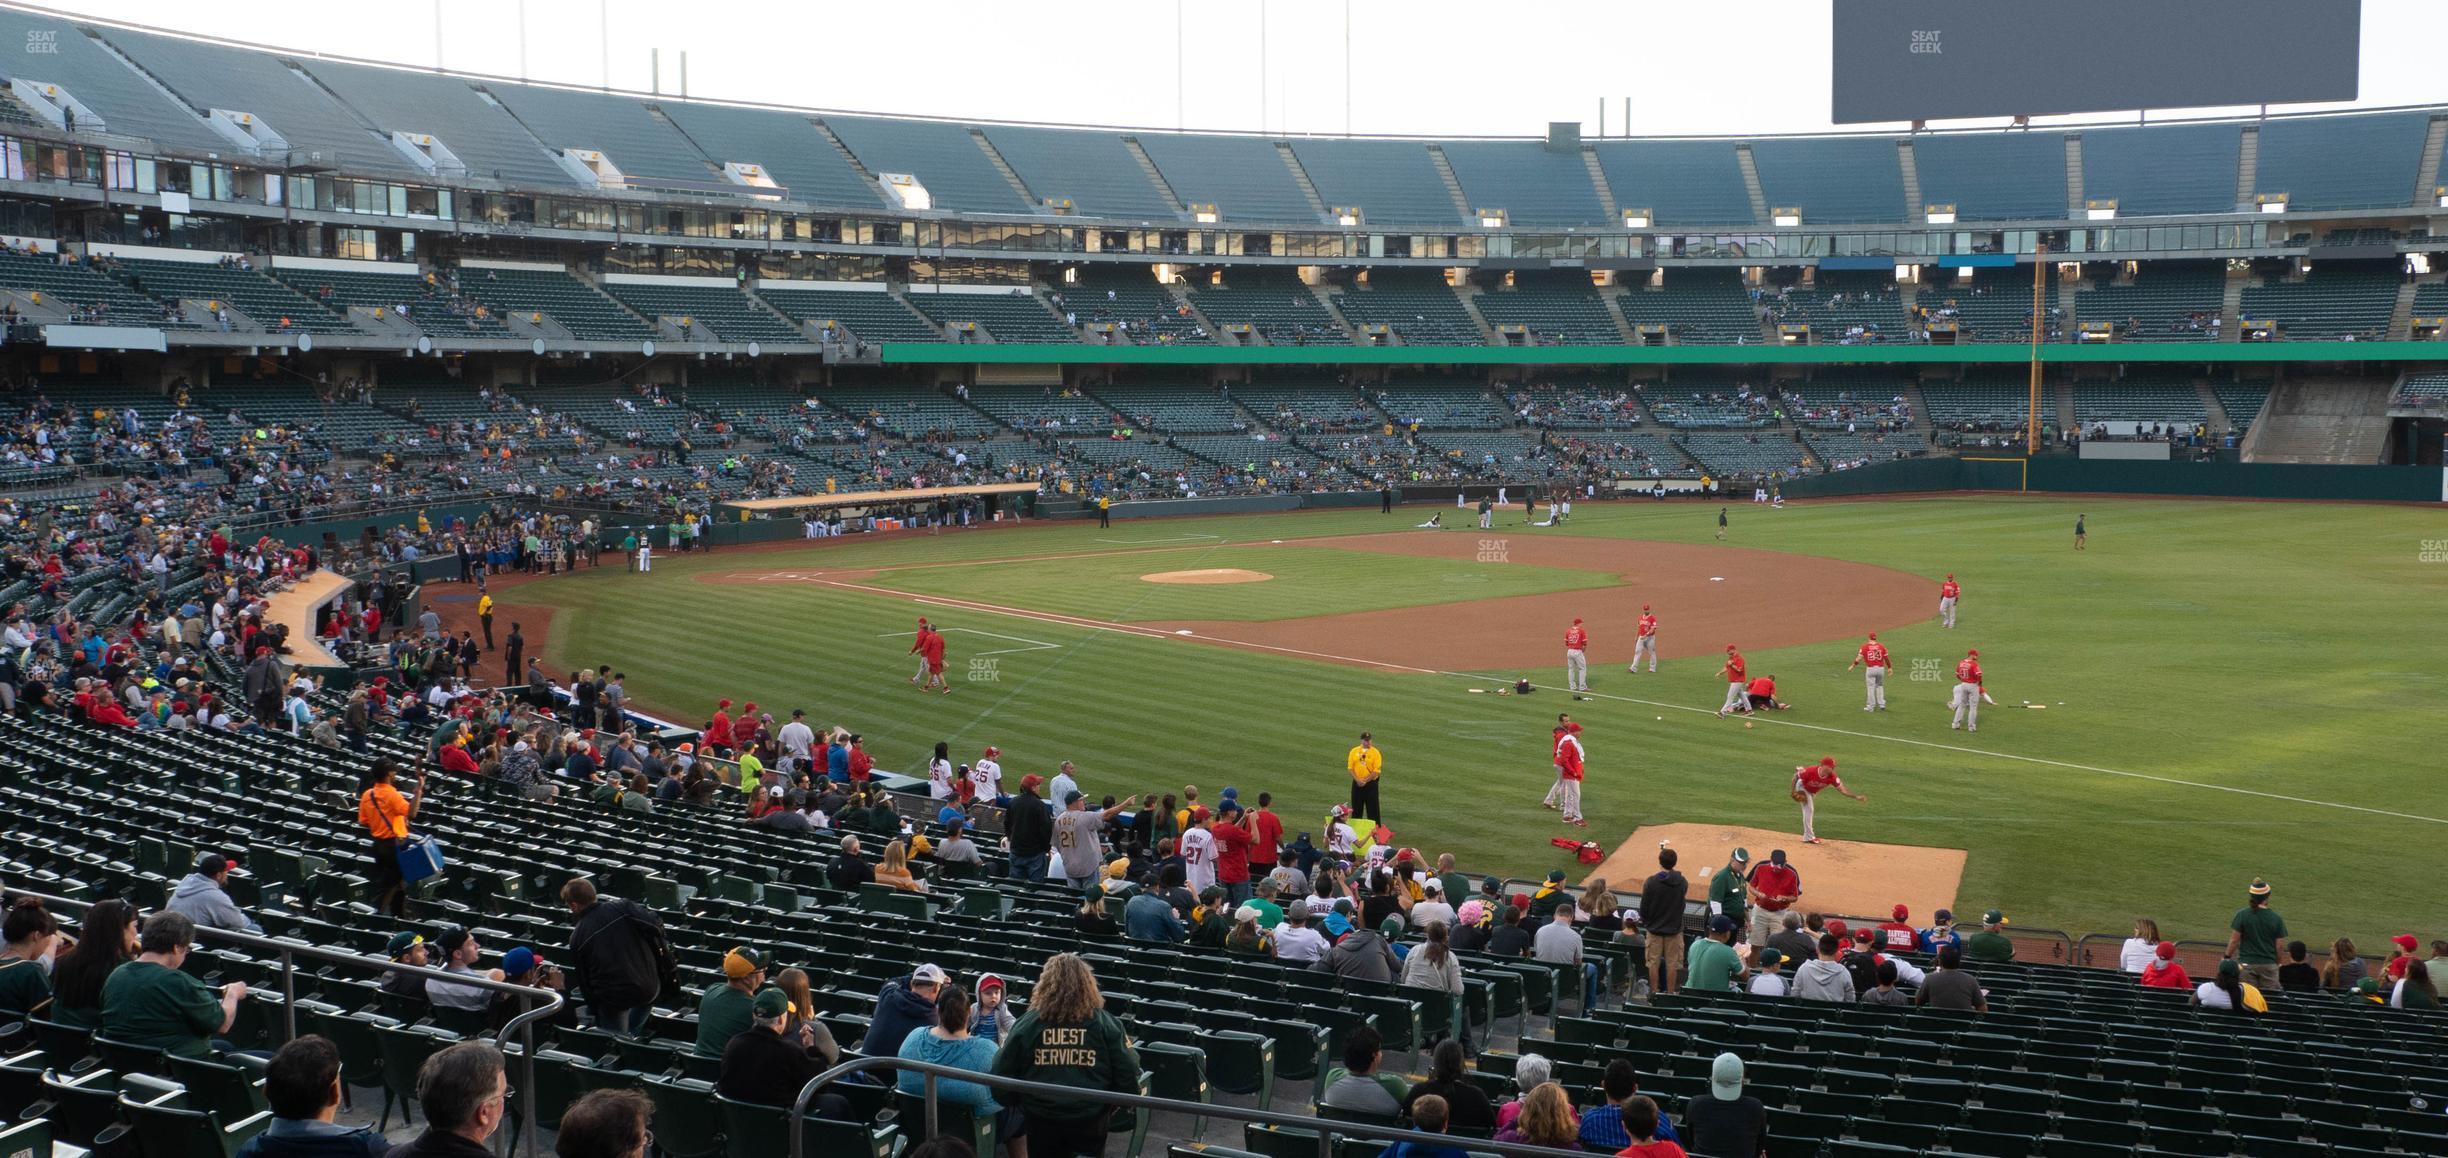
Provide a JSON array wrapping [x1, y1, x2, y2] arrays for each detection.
[[1726, 644, 1738, 652], [1892, 904, 1910, 921], [1820, 756, 1836, 768], [1019, 774, 1043, 791], [983, 746, 1000, 757], [1825, 919, 1849, 939], [2395, 934, 2420, 952], [1642, 604, 1651, 611], [1967, 649, 1979, 657], [718, 698, 732, 708], [1866, 632, 1877, 641], [1946, 573, 1955, 579], [1572, 618, 1582, 625]]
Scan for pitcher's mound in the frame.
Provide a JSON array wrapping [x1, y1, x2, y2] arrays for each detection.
[[1141, 568, 1274, 585], [1590, 823, 1965, 926]]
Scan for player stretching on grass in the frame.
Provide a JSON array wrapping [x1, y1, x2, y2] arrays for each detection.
[[1628, 604, 1659, 674], [1939, 573, 1961, 629], [1791, 756, 1864, 844], [1544, 715, 1587, 827], [1849, 632, 1890, 711], [1949, 648, 1995, 732], [1717, 645, 1749, 717]]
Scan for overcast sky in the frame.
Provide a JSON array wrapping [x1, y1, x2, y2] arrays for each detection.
[[40, 0, 2443, 138]]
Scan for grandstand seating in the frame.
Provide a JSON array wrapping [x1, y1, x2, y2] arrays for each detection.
[[1505, 378, 1641, 430], [0, 249, 195, 328], [1088, 380, 1249, 434], [1748, 137, 1908, 224], [270, 265, 508, 337], [2393, 371, 2448, 408], [1286, 140, 1464, 228], [754, 285, 942, 344], [1188, 270, 1343, 346], [813, 386, 1001, 439], [1438, 142, 1607, 228], [1371, 377, 1515, 429], [2075, 262, 2228, 341], [2214, 383, 2272, 430], [1678, 431, 1811, 477], [1589, 140, 1755, 226], [824, 116, 1033, 215], [904, 290, 1076, 344], [1061, 435, 1205, 476], [0, 7, 228, 155], [1764, 273, 1912, 344], [211, 382, 429, 454], [1645, 381, 1776, 430], [1170, 434, 1331, 479], [1062, 267, 1211, 345], [1803, 428, 1932, 466], [1923, 267, 2061, 343], [1329, 271, 1481, 346], [105, 26, 419, 181], [1132, 133, 1320, 225], [981, 126, 1176, 219], [598, 282, 806, 344], [2078, 122, 2242, 217], [2071, 375, 2208, 427], [2239, 263, 2400, 341], [2253, 110, 2433, 212], [686, 382, 866, 446], [1922, 372, 2039, 429], [657, 102, 889, 209], [2410, 281, 2448, 319], [112, 258, 358, 334], [1780, 368, 1918, 430], [459, 267, 656, 343], [1470, 273, 1622, 345], [964, 385, 1118, 433], [1573, 431, 1696, 478], [1617, 270, 1763, 345], [1231, 377, 1386, 435], [1913, 131, 2072, 221], [520, 384, 717, 447], [485, 84, 715, 186], [1416, 432, 1554, 481]]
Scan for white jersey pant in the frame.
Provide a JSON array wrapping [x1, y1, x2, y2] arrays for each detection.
[[1565, 648, 1588, 692], [1863, 665, 1887, 709], [1939, 595, 1957, 628], [636, 549, 652, 572], [1722, 680, 1749, 713], [1951, 682, 1982, 729], [1545, 775, 1582, 819], [1632, 635, 1658, 671], [1797, 792, 1816, 840], [914, 654, 932, 682]]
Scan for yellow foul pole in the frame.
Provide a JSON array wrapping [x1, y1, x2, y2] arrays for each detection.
[[2027, 241, 2047, 461]]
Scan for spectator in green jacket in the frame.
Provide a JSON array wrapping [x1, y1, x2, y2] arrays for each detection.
[[991, 953, 1140, 1158]]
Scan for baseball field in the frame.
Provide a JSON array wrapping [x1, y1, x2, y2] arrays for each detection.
[[470, 495, 2448, 943]]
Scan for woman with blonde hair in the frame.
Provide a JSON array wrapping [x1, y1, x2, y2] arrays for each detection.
[[2321, 937, 2367, 990], [2119, 918, 2161, 974], [1577, 878, 1622, 933], [1493, 1081, 1580, 1150], [991, 953, 1141, 1158], [874, 839, 927, 893], [1074, 892, 1118, 936]]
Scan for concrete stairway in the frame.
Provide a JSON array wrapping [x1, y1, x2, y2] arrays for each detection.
[[2241, 377, 2392, 463]]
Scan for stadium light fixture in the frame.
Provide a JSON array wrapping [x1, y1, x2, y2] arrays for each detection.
[[1190, 203, 1220, 224], [1334, 207, 1363, 227], [879, 172, 933, 211], [1478, 208, 1508, 228], [2434, 186, 2447, 209], [1924, 204, 1956, 225], [2085, 199, 2117, 221], [1772, 207, 1802, 228], [1621, 209, 1651, 229], [2255, 193, 2287, 214]]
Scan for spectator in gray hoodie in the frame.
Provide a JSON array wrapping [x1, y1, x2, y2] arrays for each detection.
[[1791, 933, 1857, 1002], [167, 853, 261, 935], [1315, 922, 1399, 984]]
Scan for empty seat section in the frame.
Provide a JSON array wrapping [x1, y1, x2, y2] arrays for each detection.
[[1062, 267, 1211, 344], [1088, 380, 1246, 434], [2075, 262, 2226, 341], [755, 286, 941, 343], [1329, 271, 1480, 345], [2078, 122, 2240, 217], [1372, 376, 1512, 429], [303, 59, 573, 188], [1921, 267, 2061, 342], [965, 385, 1116, 433], [1617, 269, 1760, 345], [1506, 377, 1641, 430], [1913, 131, 2070, 221], [2071, 375, 2207, 426], [599, 282, 804, 344], [1132, 133, 1319, 224], [1287, 139, 1463, 227], [2238, 262, 2399, 340], [1232, 376, 1385, 434], [656, 102, 886, 209], [1804, 429, 1932, 466], [1471, 273, 1621, 345], [814, 387, 1001, 438], [459, 267, 654, 342], [1748, 136, 1907, 224], [1779, 368, 1917, 430], [982, 126, 1176, 219], [824, 116, 1033, 214], [1922, 370, 2036, 428], [2253, 110, 2431, 211], [1438, 141, 1605, 228], [1590, 140, 1753, 226], [0, 250, 195, 327], [1188, 269, 1341, 345], [2214, 383, 2272, 429], [1762, 272, 1910, 343], [270, 265, 507, 336], [1680, 431, 1810, 477], [904, 290, 1074, 344], [105, 27, 415, 180], [113, 258, 356, 333], [485, 85, 713, 185]]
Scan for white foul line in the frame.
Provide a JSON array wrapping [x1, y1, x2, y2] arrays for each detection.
[[818, 579, 2446, 827], [875, 626, 1062, 656]]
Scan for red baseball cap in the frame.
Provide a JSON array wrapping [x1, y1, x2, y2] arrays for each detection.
[[1866, 632, 1877, 641], [1946, 573, 1955, 579], [2394, 934, 2420, 952], [1967, 649, 1979, 657], [983, 745, 1000, 757], [1642, 604, 1651, 611], [1820, 757, 1836, 767], [1825, 919, 1849, 939], [2156, 941, 2178, 960], [1726, 644, 1738, 652], [1572, 618, 1582, 625], [1019, 774, 1042, 791], [1892, 904, 1909, 921]]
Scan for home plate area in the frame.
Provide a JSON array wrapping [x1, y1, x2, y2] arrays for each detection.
[[1587, 823, 1966, 926]]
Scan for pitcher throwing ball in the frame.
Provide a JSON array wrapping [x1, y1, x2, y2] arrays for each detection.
[[1791, 756, 1865, 844], [1950, 648, 1995, 732]]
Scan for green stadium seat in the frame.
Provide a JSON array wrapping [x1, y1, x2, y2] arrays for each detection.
[[116, 1072, 272, 1158], [893, 1088, 997, 1158]]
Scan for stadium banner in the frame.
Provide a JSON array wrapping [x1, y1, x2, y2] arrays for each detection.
[[880, 339, 2448, 368], [1784, 456, 2443, 502]]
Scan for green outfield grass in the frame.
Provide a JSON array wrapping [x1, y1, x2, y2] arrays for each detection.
[[510, 497, 2448, 944]]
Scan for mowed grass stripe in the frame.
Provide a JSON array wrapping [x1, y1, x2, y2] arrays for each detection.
[[519, 498, 2448, 937]]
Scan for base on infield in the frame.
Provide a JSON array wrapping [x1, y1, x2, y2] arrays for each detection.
[[1594, 823, 1966, 927]]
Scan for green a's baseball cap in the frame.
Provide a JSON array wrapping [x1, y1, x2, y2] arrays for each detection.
[[1983, 909, 2006, 925], [1730, 847, 1750, 863], [387, 931, 424, 957]]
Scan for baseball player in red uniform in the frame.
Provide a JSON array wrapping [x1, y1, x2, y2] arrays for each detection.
[[911, 619, 951, 694], [1791, 756, 1865, 844], [1950, 648, 1994, 731], [1628, 604, 1659, 674], [1939, 573, 1961, 629], [1563, 618, 1590, 693], [1717, 645, 1748, 717], [1745, 674, 1788, 712], [1848, 632, 1891, 711], [908, 618, 936, 687], [1544, 714, 1587, 826]]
